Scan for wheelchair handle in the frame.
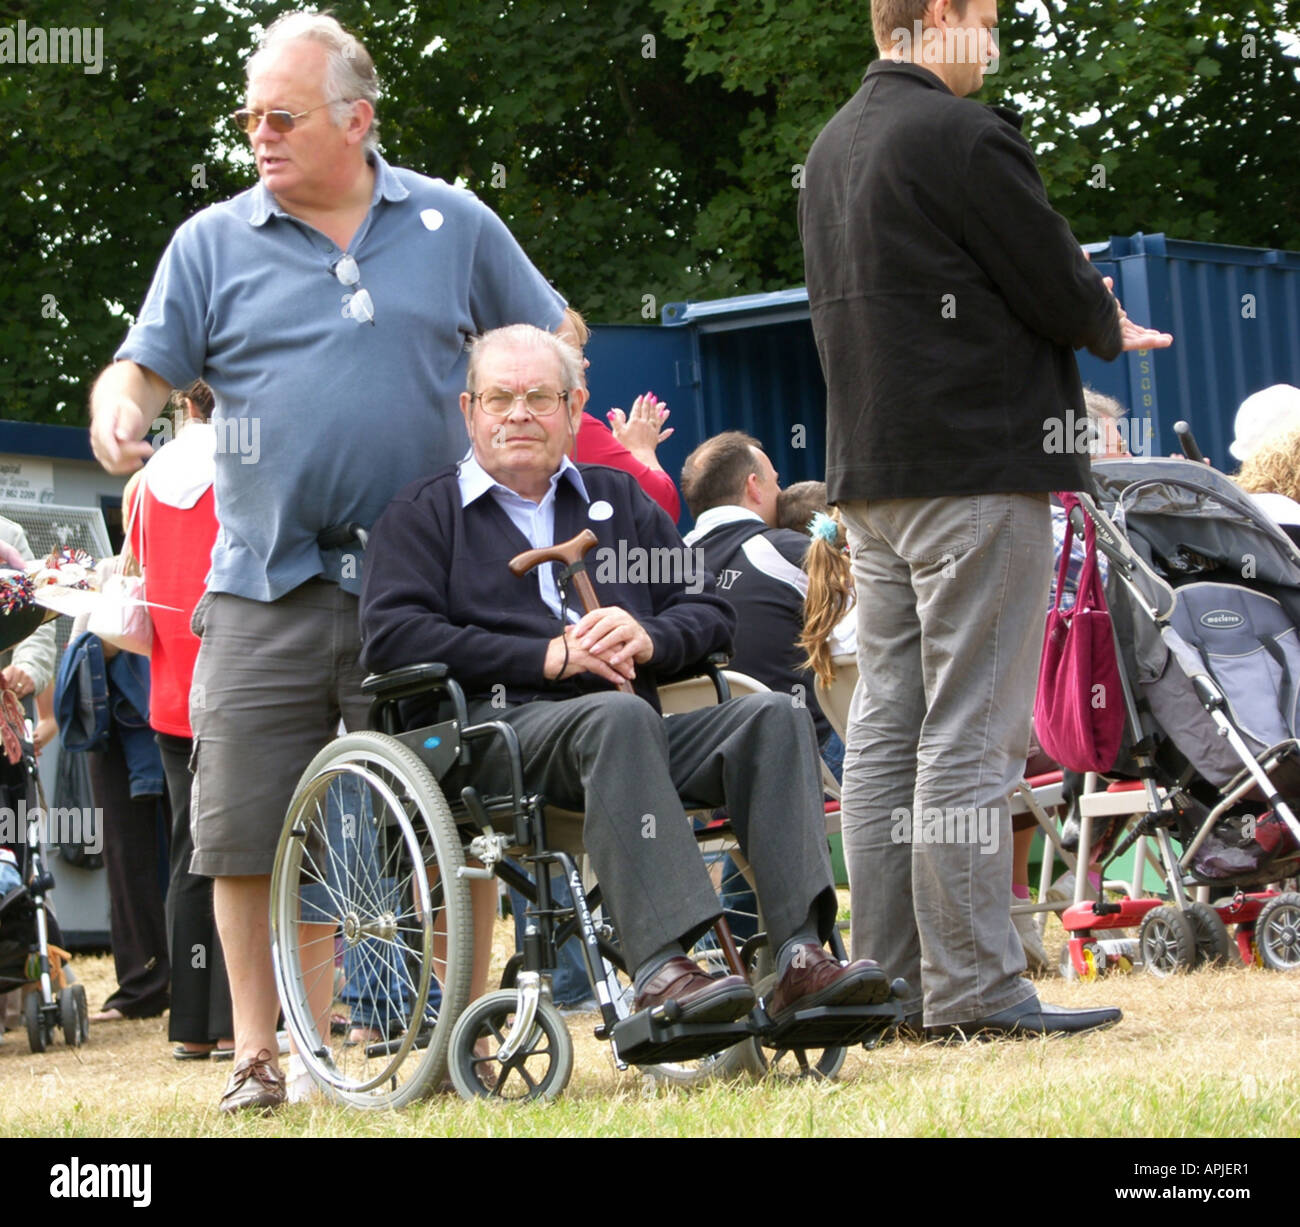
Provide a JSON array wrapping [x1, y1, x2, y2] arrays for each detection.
[[509, 529, 634, 694]]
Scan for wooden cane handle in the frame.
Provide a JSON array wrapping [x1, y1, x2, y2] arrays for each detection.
[[508, 529, 599, 579], [508, 529, 634, 694]]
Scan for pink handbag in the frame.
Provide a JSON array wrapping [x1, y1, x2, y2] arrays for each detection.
[[1033, 492, 1124, 773]]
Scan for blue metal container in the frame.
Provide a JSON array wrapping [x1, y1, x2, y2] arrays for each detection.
[[585, 234, 1300, 503], [1080, 234, 1300, 469]]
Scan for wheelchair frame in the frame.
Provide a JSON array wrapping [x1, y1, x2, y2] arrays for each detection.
[[270, 662, 904, 1105]]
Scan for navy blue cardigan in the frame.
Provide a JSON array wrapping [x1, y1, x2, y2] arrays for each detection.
[[359, 463, 736, 709]]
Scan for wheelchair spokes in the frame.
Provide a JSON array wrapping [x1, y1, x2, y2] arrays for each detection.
[[271, 733, 471, 1107]]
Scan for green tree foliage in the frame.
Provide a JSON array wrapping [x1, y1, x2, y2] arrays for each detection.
[[987, 1, 1300, 249], [2, 0, 1297, 425], [0, 0, 260, 421]]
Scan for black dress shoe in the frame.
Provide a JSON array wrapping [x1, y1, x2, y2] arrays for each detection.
[[862, 1011, 924, 1049], [927, 996, 1122, 1040], [632, 956, 756, 1024], [765, 943, 890, 1021]]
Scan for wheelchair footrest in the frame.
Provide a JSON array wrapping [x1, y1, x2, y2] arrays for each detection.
[[611, 1009, 753, 1066], [756, 998, 904, 1049]]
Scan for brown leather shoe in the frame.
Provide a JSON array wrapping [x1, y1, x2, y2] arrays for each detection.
[[219, 1049, 286, 1114], [765, 944, 890, 1021], [632, 956, 756, 1024]]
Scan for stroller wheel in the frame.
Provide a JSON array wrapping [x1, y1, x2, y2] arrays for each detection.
[[23, 991, 48, 1053], [1184, 902, 1232, 968], [61, 983, 89, 1046], [1254, 892, 1300, 972], [1138, 905, 1197, 977]]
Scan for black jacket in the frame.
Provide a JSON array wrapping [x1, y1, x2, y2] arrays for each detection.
[[359, 463, 735, 711], [691, 515, 832, 742], [799, 61, 1122, 502]]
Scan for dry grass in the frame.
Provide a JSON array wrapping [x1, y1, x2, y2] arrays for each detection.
[[3, 915, 1298, 1139]]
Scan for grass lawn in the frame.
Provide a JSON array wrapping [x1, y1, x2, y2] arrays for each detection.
[[3, 909, 1298, 1139]]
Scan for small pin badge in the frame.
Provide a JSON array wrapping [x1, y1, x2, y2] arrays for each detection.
[[421, 209, 445, 231], [588, 500, 614, 522]]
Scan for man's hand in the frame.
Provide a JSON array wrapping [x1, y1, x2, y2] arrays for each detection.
[[543, 606, 654, 684], [0, 540, 25, 571], [89, 362, 170, 475], [607, 393, 673, 466], [1103, 276, 1173, 353], [575, 605, 654, 667]]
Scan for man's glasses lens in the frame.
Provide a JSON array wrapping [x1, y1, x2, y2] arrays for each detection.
[[231, 109, 297, 135], [480, 389, 564, 416]]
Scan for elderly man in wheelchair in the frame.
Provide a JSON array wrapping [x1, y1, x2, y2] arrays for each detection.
[[269, 324, 903, 1104]]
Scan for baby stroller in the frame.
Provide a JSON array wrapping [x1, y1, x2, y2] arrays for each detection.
[[1058, 452, 1300, 977], [0, 602, 89, 1051]]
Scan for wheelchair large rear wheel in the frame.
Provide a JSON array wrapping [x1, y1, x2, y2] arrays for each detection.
[[271, 732, 471, 1108]]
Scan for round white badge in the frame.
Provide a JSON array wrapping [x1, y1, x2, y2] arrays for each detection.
[[588, 500, 614, 522], [421, 209, 445, 231]]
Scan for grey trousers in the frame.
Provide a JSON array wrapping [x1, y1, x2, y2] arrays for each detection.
[[466, 689, 836, 972], [839, 493, 1051, 1027]]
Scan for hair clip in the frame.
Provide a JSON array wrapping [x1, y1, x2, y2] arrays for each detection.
[[809, 511, 840, 544]]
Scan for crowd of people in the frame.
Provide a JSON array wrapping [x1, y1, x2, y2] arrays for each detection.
[[0, 1, 1274, 1115]]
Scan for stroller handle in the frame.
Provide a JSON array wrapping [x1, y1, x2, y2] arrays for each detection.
[[1173, 421, 1204, 464]]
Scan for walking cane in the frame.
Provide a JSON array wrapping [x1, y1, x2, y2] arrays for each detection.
[[509, 529, 635, 694], [511, 531, 749, 979]]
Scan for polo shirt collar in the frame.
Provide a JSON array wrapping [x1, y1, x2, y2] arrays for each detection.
[[457, 452, 590, 508], [247, 150, 409, 227]]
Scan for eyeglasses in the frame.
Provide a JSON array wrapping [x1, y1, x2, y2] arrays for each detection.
[[332, 254, 375, 326], [230, 100, 345, 136], [472, 388, 570, 417]]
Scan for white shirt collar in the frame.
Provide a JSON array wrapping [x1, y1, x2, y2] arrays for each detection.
[[683, 503, 765, 545], [457, 451, 590, 508]]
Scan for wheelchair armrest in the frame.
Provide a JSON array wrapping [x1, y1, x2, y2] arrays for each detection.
[[656, 653, 733, 704], [363, 664, 470, 761], [361, 663, 449, 699]]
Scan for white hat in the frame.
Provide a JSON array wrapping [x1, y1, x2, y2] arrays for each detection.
[[1230, 384, 1300, 462]]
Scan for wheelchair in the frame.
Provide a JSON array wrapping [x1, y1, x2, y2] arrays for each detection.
[[269, 661, 907, 1106]]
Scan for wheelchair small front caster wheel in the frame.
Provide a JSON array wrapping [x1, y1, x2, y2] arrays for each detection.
[[448, 991, 574, 1102]]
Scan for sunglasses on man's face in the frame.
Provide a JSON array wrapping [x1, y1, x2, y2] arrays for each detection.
[[229, 100, 344, 136]]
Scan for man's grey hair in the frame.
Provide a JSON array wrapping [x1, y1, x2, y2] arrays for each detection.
[[249, 11, 381, 152], [466, 325, 584, 396]]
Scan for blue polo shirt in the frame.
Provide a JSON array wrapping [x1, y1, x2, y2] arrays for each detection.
[[116, 153, 566, 601]]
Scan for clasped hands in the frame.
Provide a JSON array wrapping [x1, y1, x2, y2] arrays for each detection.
[[543, 606, 654, 685]]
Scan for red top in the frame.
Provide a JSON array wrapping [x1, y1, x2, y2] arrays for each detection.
[[127, 424, 217, 738], [575, 413, 680, 522]]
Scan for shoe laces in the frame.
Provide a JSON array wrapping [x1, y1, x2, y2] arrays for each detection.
[[228, 1049, 283, 1093]]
